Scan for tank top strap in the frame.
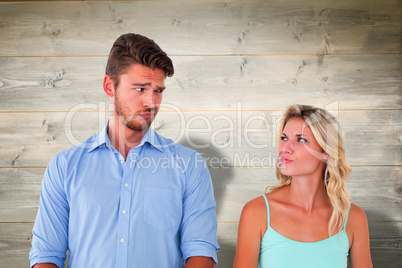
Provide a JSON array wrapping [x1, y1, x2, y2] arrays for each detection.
[[262, 194, 270, 227], [343, 201, 352, 230]]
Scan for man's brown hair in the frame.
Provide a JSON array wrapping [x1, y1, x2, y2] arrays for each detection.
[[106, 33, 174, 89]]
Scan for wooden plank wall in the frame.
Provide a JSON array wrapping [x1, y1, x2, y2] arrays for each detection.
[[0, 0, 401, 267]]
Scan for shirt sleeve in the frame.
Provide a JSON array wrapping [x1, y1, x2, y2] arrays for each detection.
[[180, 151, 220, 264], [29, 153, 69, 268]]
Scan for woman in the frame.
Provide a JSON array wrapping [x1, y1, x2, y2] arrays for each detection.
[[233, 104, 372, 268]]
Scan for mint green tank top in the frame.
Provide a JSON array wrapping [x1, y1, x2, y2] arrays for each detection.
[[258, 195, 350, 268]]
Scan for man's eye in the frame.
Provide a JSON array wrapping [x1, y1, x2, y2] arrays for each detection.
[[134, 88, 143, 92]]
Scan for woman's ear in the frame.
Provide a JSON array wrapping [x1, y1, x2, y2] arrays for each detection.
[[323, 153, 329, 162], [103, 75, 114, 97]]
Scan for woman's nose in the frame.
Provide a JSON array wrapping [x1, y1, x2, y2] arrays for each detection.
[[280, 140, 294, 154]]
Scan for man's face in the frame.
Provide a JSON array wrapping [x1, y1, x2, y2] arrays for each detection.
[[112, 63, 166, 131]]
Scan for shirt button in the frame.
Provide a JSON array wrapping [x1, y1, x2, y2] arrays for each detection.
[[122, 210, 127, 215], [120, 239, 125, 243], [120, 160, 124, 164], [124, 183, 129, 188]]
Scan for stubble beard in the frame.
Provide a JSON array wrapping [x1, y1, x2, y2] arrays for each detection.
[[114, 93, 156, 132]]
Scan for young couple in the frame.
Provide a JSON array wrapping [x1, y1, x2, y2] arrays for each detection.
[[30, 33, 372, 268]]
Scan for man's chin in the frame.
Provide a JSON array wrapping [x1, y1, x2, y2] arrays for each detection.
[[124, 120, 152, 132]]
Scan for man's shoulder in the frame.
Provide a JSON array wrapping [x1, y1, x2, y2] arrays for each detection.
[[54, 132, 101, 160], [154, 131, 198, 157]]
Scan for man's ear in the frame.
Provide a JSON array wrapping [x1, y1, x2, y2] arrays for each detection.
[[103, 75, 114, 97]]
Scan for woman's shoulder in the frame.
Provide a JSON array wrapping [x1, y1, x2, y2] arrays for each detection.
[[346, 203, 370, 243], [239, 195, 269, 238], [348, 203, 369, 227], [242, 195, 267, 215], [241, 190, 285, 216]]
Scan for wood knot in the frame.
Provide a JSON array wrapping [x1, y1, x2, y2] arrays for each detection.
[[115, 17, 123, 24], [238, 31, 248, 43], [240, 58, 247, 72], [171, 18, 181, 26], [320, 9, 331, 16], [55, 69, 65, 80], [396, 186, 402, 194], [397, 133, 402, 142], [299, 61, 306, 71], [177, 80, 184, 89], [45, 79, 55, 88], [51, 30, 61, 37], [319, 37, 331, 55], [46, 135, 55, 142]]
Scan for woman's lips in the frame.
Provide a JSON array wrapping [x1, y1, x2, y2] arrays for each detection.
[[280, 157, 293, 163]]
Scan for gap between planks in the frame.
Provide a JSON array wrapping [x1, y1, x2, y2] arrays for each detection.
[[1, 165, 401, 169], [0, 109, 401, 114], [0, 52, 401, 58]]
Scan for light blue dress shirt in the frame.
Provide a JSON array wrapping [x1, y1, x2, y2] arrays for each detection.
[[29, 123, 219, 268]]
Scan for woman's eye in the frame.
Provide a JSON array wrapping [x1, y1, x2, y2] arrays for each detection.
[[298, 138, 307, 142], [280, 136, 287, 141]]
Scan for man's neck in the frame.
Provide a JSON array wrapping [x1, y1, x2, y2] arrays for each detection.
[[107, 118, 147, 160]]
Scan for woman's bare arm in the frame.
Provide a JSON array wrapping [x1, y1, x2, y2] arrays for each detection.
[[233, 198, 265, 268], [348, 204, 373, 268]]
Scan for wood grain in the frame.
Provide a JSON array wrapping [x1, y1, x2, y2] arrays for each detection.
[[0, 0, 400, 267], [0, 166, 400, 222], [0, 110, 400, 167], [0, 0, 400, 56], [0, 55, 401, 111]]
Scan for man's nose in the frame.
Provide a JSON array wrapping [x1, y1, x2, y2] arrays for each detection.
[[143, 91, 154, 108]]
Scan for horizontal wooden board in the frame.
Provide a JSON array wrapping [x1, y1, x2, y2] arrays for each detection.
[[0, 110, 400, 167], [1, 166, 400, 222], [0, 54, 401, 111], [0, 221, 400, 268], [0, 0, 400, 56]]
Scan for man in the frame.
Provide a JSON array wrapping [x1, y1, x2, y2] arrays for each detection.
[[29, 33, 219, 268]]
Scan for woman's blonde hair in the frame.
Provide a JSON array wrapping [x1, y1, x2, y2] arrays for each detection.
[[269, 104, 352, 235]]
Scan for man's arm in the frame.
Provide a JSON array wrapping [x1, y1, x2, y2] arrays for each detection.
[[184, 256, 214, 268], [29, 154, 69, 268], [180, 152, 219, 265], [33, 263, 59, 268]]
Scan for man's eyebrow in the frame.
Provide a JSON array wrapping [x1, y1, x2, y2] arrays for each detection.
[[131, 83, 151, 87], [131, 83, 165, 90]]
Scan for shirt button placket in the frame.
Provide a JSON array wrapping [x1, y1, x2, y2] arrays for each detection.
[[116, 157, 130, 267]]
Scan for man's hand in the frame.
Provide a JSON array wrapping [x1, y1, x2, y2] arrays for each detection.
[[33, 263, 58, 268], [184, 256, 215, 268]]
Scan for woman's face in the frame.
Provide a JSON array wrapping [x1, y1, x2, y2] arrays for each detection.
[[277, 117, 327, 179]]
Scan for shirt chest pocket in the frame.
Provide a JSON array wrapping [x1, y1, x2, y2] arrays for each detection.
[[143, 187, 182, 232]]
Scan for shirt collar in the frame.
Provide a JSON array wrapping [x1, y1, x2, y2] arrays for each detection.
[[88, 121, 164, 153]]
